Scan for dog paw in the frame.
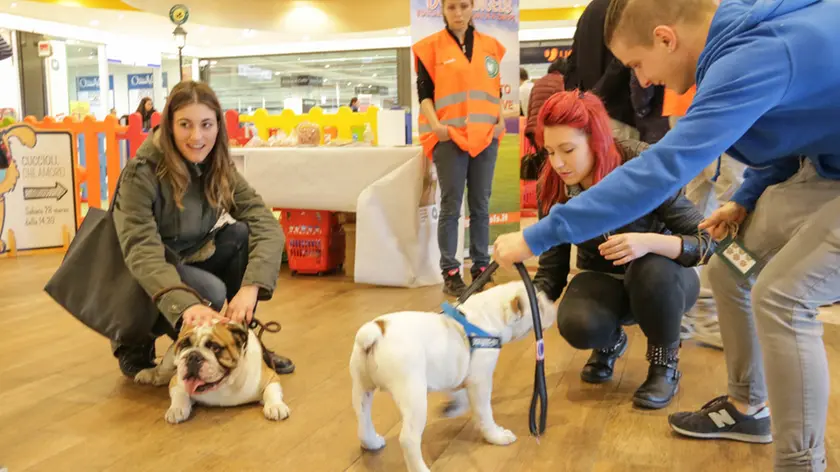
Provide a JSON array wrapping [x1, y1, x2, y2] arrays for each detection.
[[165, 405, 191, 424], [360, 434, 386, 451], [483, 426, 517, 446], [263, 402, 291, 421], [134, 368, 159, 386]]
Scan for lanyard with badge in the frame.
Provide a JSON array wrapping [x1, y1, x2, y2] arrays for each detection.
[[700, 222, 760, 278]]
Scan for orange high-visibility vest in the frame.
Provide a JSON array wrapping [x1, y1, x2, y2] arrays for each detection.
[[663, 86, 696, 116], [413, 29, 506, 159]]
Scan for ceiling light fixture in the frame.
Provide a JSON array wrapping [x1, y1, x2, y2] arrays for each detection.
[[89, 19, 100, 26], [10, 2, 17, 7], [397, 28, 407, 35], [324, 64, 330, 68]]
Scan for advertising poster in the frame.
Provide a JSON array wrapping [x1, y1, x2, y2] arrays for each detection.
[[410, 0, 521, 258], [0, 124, 77, 254]]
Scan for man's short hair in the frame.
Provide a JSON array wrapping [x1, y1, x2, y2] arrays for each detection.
[[520, 67, 529, 81], [604, 0, 716, 47]]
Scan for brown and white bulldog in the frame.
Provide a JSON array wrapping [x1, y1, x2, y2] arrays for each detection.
[[134, 321, 291, 424]]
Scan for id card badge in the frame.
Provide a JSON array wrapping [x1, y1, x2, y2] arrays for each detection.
[[715, 236, 760, 279]]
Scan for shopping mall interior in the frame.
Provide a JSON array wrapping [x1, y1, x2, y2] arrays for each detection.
[[0, 0, 838, 471]]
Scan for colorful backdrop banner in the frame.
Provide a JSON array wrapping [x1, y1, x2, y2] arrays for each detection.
[[410, 0, 522, 261]]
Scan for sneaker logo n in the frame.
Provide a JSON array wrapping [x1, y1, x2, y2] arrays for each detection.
[[708, 409, 736, 428]]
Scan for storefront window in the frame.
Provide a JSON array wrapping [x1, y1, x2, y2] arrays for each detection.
[[203, 49, 399, 114], [520, 40, 572, 82], [66, 42, 106, 119]]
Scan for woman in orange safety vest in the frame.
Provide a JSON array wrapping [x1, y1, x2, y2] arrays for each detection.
[[413, 0, 506, 297]]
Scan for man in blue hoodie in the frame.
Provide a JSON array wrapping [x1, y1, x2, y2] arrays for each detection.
[[494, 0, 839, 469]]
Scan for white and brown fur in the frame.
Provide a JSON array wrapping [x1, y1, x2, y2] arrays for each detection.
[[134, 321, 290, 424], [349, 281, 557, 472]]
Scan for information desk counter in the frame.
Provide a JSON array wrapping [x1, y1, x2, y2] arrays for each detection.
[[230, 146, 444, 288]]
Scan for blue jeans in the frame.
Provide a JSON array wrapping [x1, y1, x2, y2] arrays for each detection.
[[432, 139, 498, 273], [176, 221, 250, 312]]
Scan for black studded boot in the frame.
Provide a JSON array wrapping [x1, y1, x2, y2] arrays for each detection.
[[633, 343, 681, 409], [581, 329, 628, 384]]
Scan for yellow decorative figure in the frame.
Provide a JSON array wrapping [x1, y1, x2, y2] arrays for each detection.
[[0, 125, 37, 253]]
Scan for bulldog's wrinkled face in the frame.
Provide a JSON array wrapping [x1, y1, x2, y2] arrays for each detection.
[[465, 281, 558, 343], [174, 322, 249, 395]]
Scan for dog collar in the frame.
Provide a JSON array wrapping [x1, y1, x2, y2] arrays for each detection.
[[441, 302, 501, 351]]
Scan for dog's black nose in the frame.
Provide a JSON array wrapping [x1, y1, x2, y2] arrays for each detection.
[[186, 351, 203, 378]]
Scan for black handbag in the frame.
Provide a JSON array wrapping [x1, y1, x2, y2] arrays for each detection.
[[44, 170, 164, 345]]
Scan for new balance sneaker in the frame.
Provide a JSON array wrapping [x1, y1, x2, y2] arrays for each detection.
[[668, 395, 773, 444], [442, 269, 468, 297]]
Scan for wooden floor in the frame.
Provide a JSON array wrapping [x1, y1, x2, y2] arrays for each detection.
[[1, 254, 838, 472]]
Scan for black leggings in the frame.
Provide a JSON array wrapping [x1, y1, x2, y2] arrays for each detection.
[[557, 254, 700, 350]]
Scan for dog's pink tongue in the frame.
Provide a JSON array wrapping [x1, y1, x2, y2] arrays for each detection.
[[183, 378, 206, 395]]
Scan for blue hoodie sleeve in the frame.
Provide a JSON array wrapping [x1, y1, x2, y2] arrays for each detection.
[[522, 37, 792, 255]]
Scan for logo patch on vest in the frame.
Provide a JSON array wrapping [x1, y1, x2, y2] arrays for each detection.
[[485, 56, 500, 78]]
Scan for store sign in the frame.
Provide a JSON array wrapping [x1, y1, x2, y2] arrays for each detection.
[[37, 41, 52, 57], [76, 75, 115, 92], [520, 45, 572, 65], [279, 75, 325, 87], [355, 85, 389, 95], [0, 124, 77, 253], [127, 73, 154, 90], [238, 65, 273, 82]]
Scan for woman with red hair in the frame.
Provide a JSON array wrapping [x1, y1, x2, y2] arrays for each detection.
[[531, 91, 714, 409]]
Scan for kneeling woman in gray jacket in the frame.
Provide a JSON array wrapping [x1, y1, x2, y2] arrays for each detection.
[[112, 81, 293, 378], [531, 91, 714, 409]]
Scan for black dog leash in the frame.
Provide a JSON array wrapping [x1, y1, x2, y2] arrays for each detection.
[[514, 262, 548, 437], [449, 261, 548, 438]]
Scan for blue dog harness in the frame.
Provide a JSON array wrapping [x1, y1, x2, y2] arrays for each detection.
[[441, 302, 501, 351]]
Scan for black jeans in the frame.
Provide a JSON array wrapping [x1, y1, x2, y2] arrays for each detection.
[[557, 254, 700, 350]]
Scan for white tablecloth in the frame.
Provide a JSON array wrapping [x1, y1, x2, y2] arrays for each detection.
[[230, 146, 445, 288]]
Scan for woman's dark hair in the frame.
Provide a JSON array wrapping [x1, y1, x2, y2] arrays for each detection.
[[157, 81, 235, 211], [135, 97, 154, 117], [548, 56, 567, 75]]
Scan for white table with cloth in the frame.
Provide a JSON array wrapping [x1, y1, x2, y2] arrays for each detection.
[[229, 146, 461, 288]]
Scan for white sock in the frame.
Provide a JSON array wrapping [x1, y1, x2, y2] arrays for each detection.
[[746, 404, 770, 418]]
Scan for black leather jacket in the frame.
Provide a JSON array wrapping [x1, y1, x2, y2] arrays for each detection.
[[533, 139, 716, 301]]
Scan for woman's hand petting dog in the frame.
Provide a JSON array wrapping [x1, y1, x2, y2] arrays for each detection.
[[183, 304, 227, 326], [227, 285, 260, 324]]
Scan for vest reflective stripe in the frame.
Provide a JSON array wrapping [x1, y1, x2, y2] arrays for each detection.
[[435, 91, 468, 109], [418, 116, 468, 133], [418, 113, 497, 133], [413, 29, 506, 159], [469, 90, 501, 105], [468, 113, 499, 124]]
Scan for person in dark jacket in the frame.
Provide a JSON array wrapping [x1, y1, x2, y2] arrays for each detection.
[[525, 56, 567, 149], [531, 91, 714, 409], [112, 81, 294, 378], [629, 72, 669, 144], [563, 0, 636, 137], [135, 97, 156, 131]]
